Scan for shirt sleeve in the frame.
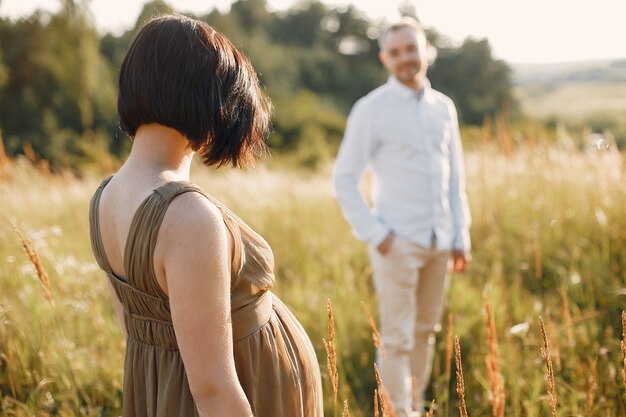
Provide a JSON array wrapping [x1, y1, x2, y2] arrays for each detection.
[[447, 102, 472, 252], [333, 100, 390, 247]]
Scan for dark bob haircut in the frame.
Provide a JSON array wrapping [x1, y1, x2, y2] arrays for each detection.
[[118, 14, 271, 168]]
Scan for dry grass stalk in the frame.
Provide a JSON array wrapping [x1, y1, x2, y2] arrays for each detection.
[[38, 159, 50, 177], [342, 399, 350, 417], [586, 357, 598, 413], [483, 293, 505, 417], [361, 301, 386, 358], [22, 142, 36, 163], [374, 389, 380, 417], [323, 299, 339, 407], [12, 223, 52, 302], [454, 336, 469, 417], [425, 399, 436, 417], [560, 287, 575, 347], [622, 311, 626, 397], [539, 317, 557, 417], [374, 363, 396, 417], [494, 109, 513, 157]]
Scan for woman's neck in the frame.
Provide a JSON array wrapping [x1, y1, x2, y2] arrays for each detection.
[[122, 124, 195, 182]]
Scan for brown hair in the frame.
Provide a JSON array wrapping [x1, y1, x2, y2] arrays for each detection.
[[118, 14, 271, 167]]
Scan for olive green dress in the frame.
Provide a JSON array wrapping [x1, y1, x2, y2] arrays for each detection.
[[89, 177, 323, 417]]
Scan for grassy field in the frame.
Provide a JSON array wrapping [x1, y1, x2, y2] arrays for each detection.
[[515, 82, 626, 120], [0, 139, 625, 416], [513, 79, 626, 149]]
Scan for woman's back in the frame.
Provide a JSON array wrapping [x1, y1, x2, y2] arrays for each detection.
[[90, 177, 323, 417]]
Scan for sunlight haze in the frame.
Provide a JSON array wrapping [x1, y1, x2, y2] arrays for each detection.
[[1, 0, 625, 63]]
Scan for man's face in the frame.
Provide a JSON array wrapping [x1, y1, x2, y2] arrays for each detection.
[[379, 27, 429, 85]]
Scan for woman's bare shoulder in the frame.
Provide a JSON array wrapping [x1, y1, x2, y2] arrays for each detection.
[[159, 191, 227, 247]]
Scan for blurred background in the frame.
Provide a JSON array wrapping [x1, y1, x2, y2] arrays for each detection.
[[0, 0, 625, 170], [1, 1, 625, 416]]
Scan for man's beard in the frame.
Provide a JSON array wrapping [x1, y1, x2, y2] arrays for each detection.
[[396, 62, 422, 82]]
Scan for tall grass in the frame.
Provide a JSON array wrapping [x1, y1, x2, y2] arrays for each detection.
[[539, 317, 557, 417], [454, 336, 468, 417], [483, 293, 504, 417], [0, 137, 625, 416]]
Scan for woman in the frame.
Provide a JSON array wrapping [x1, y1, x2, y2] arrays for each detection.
[[88, 14, 323, 417]]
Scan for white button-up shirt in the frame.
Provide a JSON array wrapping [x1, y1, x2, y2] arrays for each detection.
[[333, 76, 471, 252]]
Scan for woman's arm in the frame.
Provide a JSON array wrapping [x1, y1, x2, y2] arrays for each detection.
[[157, 192, 252, 417]]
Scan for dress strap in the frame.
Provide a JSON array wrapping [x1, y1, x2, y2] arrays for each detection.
[[124, 181, 245, 299], [88, 176, 115, 275]]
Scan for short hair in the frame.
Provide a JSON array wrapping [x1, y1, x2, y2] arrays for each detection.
[[378, 17, 425, 52], [118, 14, 271, 168]]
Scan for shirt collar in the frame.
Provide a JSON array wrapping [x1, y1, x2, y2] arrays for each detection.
[[387, 76, 431, 100]]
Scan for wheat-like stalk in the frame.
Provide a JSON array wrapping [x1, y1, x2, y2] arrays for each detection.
[[539, 317, 557, 417], [323, 299, 339, 407], [455, 336, 468, 417], [374, 364, 389, 417], [483, 293, 504, 417], [342, 399, 350, 417], [586, 356, 598, 413], [374, 389, 380, 417], [374, 363, 396, 417], [12, 222, 52, 302], [361, 301, 386, 358]]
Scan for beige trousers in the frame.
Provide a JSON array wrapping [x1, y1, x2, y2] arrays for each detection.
[[369, 236, 450, 416]]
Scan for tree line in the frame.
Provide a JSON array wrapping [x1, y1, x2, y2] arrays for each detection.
[[0, 0, 514, 169]]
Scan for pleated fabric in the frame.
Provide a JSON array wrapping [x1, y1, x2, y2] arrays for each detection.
[[89, 177, 323, 417]]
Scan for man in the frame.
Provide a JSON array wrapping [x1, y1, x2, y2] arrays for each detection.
[[333, 17, 471, 417]]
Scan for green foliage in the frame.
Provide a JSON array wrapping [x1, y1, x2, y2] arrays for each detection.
[[0, 0, 516, 169], [270, 90, 345, 148], [429, 38, 514, 125], [0, 49, 7, 90], [132, 0, 173, 29], [0, 5, 117, 169]]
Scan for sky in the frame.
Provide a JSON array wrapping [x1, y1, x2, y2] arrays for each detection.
[[1, 0, 625, 64]]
